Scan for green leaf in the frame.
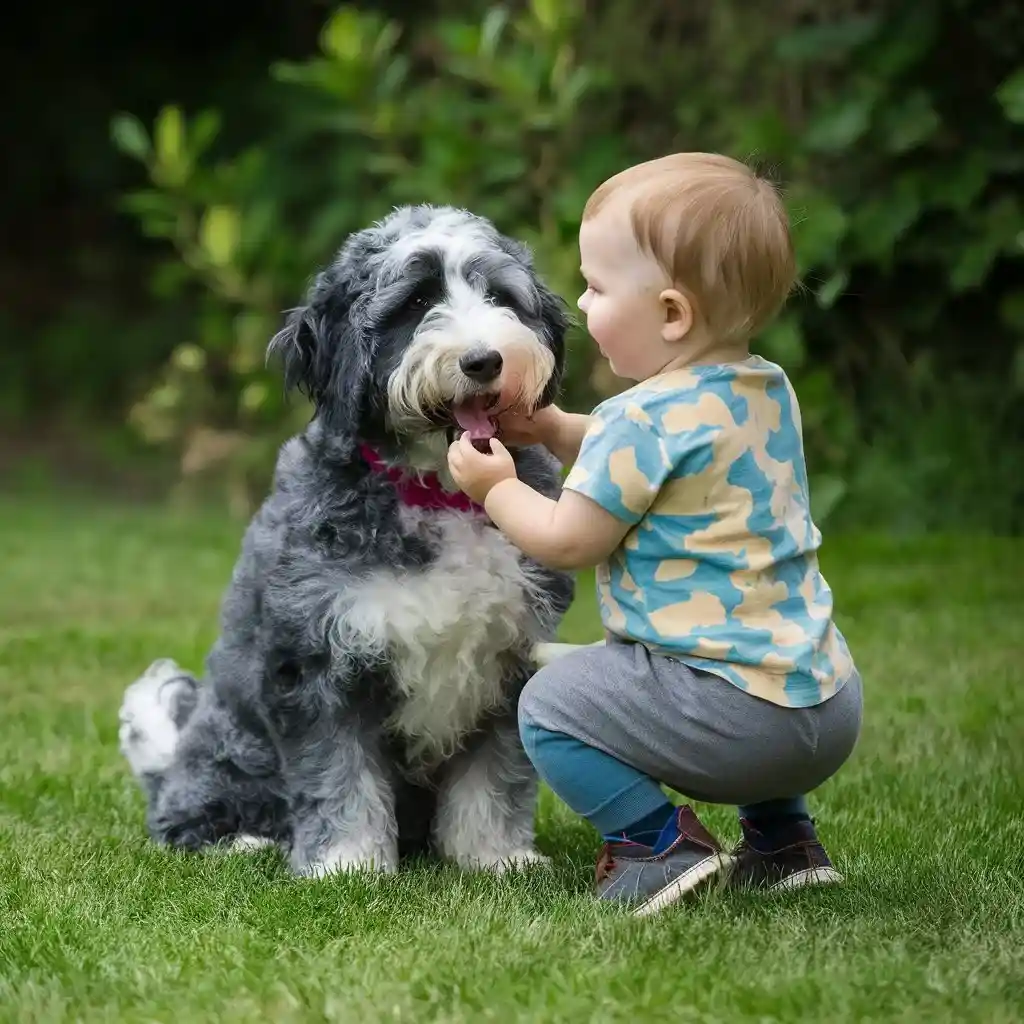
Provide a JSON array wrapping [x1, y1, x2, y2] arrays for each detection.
[[557, 67, 592, 114], [530, 0, 561, 33], [480, 6, 509, 58], [816, 269, 849, 309], [950, 196, 1023, 291], [322, 7, 366, 63], [731, 110, 794, 162], [118, 191, 177, 238], [110, 113, 151, 161], [786, 187, 849, 270], [371, 20, 402, 61], [860, 7, 936, 79], [776, 15, 879, 63], [378, 56, 410, 99], [189, 109, 222, 159], [926, 151, 990, 211], [996, 67, 1024, 124], [804, 94, 874, 152], [200, 206, 242, 268], [154, 105, 185, 169], [879, 89, 940, 154], [240, 381, 270, 414], [950, 240, 997, 293], [849, 178, 922, 264]]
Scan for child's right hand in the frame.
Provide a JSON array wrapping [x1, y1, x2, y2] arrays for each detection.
[[499, 404, 592, 467], [497, 405, 563, 448]]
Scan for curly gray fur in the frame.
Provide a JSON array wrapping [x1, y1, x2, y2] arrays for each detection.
[[118, 205, 575, 876]]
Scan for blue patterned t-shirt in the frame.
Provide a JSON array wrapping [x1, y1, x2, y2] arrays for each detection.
[[562, 356, 855, 708]]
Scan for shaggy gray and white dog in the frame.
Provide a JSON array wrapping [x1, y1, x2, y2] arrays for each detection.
[[118, 205, 575, 877]]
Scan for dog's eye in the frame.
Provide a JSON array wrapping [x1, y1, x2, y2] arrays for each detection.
[[407, 292, 432, 311], [486, 287, 515, 308]]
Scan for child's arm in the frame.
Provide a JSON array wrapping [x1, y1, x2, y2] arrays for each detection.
[[447, 434, 630, 571], [497, 405, 593, 468], [483, 476, 629, 571]]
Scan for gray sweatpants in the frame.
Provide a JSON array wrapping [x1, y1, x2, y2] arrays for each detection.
[[519, 637, 863, 807]]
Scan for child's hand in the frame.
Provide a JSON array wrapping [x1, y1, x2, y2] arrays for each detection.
[[496, 405, 562, 448], [448, 433, 518, 504]]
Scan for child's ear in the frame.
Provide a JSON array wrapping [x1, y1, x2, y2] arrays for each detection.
[[659, 288, 693, 342]]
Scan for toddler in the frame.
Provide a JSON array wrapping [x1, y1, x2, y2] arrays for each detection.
[[447, 152, 862, 916]]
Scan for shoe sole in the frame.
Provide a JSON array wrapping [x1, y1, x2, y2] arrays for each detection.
[[632, 853, 735, 917], [768, 866, 843, 891]]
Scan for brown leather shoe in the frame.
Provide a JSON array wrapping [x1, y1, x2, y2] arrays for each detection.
[[595, 805, 734, 916]]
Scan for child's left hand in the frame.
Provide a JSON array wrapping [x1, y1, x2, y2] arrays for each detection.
[[448, 433, 518, 504]]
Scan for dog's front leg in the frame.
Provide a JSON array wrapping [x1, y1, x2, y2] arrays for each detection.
[[274, 683, 398, 878], [433, 705, 546, 873]]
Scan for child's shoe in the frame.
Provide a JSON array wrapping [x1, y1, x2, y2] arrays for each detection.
[[728, 817, 843, 892], [595, 805, 734, 916]]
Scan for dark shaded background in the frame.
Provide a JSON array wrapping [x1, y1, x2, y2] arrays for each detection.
[[2, 0, 1022, 530]]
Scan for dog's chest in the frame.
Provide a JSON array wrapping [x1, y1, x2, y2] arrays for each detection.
[[337, 511, 544, 757]]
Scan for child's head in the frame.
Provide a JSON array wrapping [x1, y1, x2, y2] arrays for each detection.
[[576, 152, 795, 380]]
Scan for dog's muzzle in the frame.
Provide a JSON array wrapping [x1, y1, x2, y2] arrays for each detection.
[[452, 348, 503, 451]]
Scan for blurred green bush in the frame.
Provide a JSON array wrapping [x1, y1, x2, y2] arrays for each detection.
[[109, 0, 1024, 529]]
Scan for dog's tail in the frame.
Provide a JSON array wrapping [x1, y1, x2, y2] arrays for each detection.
[[118, 659, 199, 801]]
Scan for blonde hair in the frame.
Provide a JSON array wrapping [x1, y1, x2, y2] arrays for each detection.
[[583, 152, 796, 343]]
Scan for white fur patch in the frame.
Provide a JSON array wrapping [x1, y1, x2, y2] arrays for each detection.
[[329, 512, 549, 761], [227, 834, 277, 853], [298, 835, 399, 878], [387, 292, 554, 434], [434, 754, 547, 872], [118, 659, 194, 778], [380, 210, 495, 275], [383, 218, 555, 437]]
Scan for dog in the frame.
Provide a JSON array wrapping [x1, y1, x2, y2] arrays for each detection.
[[118, 205, 576, 877]]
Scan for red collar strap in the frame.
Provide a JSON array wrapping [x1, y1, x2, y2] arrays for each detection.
[[358, 443, 485, 515]]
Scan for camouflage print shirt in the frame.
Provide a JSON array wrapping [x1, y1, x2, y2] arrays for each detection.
[[562, 356, 856, 708]]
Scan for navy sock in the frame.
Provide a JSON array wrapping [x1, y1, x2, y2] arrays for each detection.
[[607, 802, 676, 848], [738, 796, 811, 838]]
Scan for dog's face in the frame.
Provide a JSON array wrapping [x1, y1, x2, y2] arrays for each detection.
[[269, 206, 569, 453]]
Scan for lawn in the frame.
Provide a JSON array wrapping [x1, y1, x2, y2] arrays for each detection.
[[1, 492, 1022, 1022]]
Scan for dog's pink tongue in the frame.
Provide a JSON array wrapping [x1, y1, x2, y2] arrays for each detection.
[[453, 397, 496, 441]]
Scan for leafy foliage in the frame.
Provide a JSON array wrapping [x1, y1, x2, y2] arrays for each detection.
[[110, 0, 1024, 527]]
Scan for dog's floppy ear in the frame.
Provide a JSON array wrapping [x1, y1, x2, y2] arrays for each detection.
[[319, 308, 373, 437], [537, 280, 571, 407], [267, 305, 323, 404], [268, 284, 377, 440], [267, 261, 371, 436]]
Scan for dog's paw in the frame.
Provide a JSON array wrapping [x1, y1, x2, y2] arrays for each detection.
[[226, 834, 279, 853], [294, 840, 399, 879], [118, 659, 198, 778]]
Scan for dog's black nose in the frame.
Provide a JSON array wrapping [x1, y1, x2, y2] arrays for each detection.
[[459, 349, 504, 383]]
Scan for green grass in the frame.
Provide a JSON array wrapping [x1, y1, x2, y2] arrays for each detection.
[[1, 493, 1022, 1023]]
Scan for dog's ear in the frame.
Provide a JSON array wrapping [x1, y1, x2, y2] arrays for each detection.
[[268, 259, 373, 436], [536, 280, 571, 406], [268, 302, 372, 438], [268, 305, 324, 404], [319, 310, 373, 437]]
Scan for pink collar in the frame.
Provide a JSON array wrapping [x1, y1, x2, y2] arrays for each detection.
[[359, 443, 485, 515]]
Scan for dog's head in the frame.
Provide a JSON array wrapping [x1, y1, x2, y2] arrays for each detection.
[[268, 205, 569, 453]]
